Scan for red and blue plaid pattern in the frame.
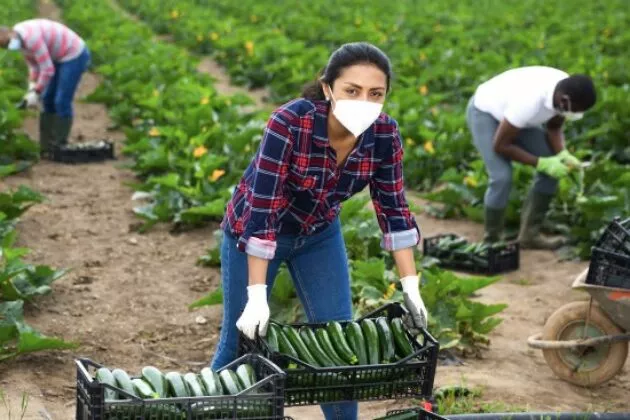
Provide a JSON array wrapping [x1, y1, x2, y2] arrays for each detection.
[[221, 98, 420, 259]]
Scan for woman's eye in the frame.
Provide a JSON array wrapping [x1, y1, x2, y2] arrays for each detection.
[[346, 89, 357, 95], [371, 91, 384, 97]]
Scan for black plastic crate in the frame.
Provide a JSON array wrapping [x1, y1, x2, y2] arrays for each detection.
[[240, 303, 439, 407], [594, 217, 630, 256], [377, 407, 450, 419], [585, 247, 630, 290], [423, 233, 519, 275], [76, 353, 286, 420], [51, 140, 115, 164]]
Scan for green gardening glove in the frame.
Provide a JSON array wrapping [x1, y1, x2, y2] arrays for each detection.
[[557, 149, 581, 170], [536, 155, 570, 179]]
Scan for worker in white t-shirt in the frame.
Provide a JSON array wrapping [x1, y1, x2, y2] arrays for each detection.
[[466, 66, 596, 249]]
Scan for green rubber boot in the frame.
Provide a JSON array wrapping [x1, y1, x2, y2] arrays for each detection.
[[52, 115, 73, 150], [39, 112, 56, 159], [483, 207, 506, 244], [517, 190, 566, 250]]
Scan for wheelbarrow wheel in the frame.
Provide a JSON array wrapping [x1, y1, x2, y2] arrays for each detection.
[[542, 301, 628, 387]]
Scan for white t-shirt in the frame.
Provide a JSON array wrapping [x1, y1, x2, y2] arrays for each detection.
[[473, 66, 568, 128]]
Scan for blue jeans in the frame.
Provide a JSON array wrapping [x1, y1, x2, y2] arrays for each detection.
[[42, 47, 91, 117], [212, 218, 357, 420], [466, 96, 558, 209]]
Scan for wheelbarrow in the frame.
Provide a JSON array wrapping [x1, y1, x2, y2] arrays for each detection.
[[527, 268, 630, 387]]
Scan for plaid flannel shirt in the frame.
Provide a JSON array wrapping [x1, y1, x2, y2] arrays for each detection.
[[221, 98, 420, 260]]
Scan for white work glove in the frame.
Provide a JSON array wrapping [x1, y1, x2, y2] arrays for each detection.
[[24, 89, 39, 108], [400, 275, 428, 331], [236, 284, 270, 340], [28, 81, 37, 91]]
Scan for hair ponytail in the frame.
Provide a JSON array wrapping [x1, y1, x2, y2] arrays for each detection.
[[301, 68, 327, 100]]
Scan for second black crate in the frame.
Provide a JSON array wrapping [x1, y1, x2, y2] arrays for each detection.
[[76, 353, 286, 420], [50, 140, 115, 164], [423, 233, 519, 275], [585, 247, 630, 290], [594, 217, 630, 256], [240, 302, 439, 407]]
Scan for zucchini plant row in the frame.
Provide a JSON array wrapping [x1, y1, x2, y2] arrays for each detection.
[[265, 317, 418, 368], [94, 363, 258, 401]]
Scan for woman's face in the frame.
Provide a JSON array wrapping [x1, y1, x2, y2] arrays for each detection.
[[323, 64, 387, 104]]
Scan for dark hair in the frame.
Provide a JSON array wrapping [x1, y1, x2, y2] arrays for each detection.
[[556, 74, 597, 111], [301, 42, 393, 100]]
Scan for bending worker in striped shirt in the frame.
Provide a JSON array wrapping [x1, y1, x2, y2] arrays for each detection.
[[0, 19, 91, 158]]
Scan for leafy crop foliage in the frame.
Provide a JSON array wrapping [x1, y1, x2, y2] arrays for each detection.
[[106, 0, 628, 257]]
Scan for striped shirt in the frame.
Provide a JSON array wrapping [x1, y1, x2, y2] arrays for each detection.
[[13, 19, 85, 93], [221, 98, 421, 260]]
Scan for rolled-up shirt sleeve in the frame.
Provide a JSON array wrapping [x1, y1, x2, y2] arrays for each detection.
[[237, 111, 293, 260], [369, 123, 420, 251]]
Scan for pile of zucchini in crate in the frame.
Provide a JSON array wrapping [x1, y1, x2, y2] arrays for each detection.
[[424, 233, 519, 274], [267, 317, 416, 367], [95, 364, 255, 400]]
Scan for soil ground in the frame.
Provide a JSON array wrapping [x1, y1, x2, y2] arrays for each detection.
[[1, 1, 628, 418]]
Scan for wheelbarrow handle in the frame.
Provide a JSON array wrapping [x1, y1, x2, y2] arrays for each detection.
[[527, 332, 630, 349]]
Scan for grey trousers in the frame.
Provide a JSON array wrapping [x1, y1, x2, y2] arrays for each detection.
[[466, 96, 558, 210]]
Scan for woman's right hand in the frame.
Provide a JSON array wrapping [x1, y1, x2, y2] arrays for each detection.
[[236, 284, 270, 340]]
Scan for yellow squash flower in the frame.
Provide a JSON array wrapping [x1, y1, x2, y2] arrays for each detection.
[[200, 97, 210, 105], [382, 283, 396, 300], [463, 176, 478, 188], [170, 9, 179, 19], [245, 41, 255, 56], [405, 138, 415, 147], [148, 127, 160, 137], [193, 146, 208, 158], [419, 85, 428, 96], [209, 32, 219, 41], [424, 140, 435, 155], [209, 169, 226, 182]]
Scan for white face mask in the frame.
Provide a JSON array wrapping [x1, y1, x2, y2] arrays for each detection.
[[558, 96, 584, 121], [560, 111, 584, 121], [7, 37, 22, 51], [327, 85, 383, 138]]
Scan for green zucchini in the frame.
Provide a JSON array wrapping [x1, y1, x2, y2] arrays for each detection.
[[375, 317, 395, 363], [235, 364, 257, 390], [345, 322, 368, 365], [95, 367, 117, 401], [131, 378, 158, 399], [112, 368, 136, 398], [276, 327, 300, 360], [314, 328, 347, 366], [361, 319, 381, 365], [141, 366, 166, 398], [199, 367, 223, 396], [164, 372, 188, 398], [266, 324, 280, 352], [283, 326, 319, 366], [326, 322, 358, 365], [183, 372, 205, 397], [300, 327, 335, 367], [219, 369, 243, 395], [391, 318, 414, 358]]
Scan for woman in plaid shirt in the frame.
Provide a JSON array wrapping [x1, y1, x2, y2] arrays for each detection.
[[1, 19, 90, 158], [213, 42, 426, 419]]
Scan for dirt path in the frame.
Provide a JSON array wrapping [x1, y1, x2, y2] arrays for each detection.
[[0, 0, 628, 419], [0, 1, 219, 419]]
